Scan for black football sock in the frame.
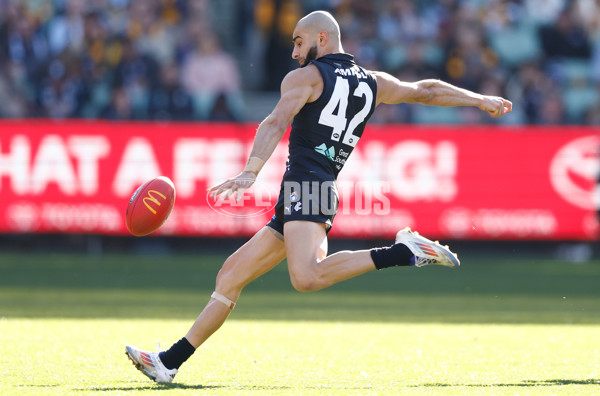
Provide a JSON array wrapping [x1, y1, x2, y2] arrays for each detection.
[[370, 243, 414, 269], [159, 337, 196, 370]]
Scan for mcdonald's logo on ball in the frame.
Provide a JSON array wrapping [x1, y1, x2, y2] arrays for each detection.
[[126, 176, 176, 236], [143, 190, 167, 215]]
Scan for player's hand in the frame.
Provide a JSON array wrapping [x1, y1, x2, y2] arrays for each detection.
[[207, 171, 257, 202], [480, 96, 512, 118]]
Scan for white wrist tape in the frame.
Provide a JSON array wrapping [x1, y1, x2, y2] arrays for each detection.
[[243, 156, 265, 175], [211, 291, 236, 310]]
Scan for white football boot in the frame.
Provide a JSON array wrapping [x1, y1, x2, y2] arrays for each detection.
[[395, 227, 460, 268], [125, 345, 178, 383]]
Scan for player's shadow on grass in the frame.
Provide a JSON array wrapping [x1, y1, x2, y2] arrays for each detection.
[[77, 383, 222, 392], [414, 378, 599, 387], [78, 383, 374, 392]]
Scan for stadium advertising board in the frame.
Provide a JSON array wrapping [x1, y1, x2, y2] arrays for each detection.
[[0, 121, 597, 240]]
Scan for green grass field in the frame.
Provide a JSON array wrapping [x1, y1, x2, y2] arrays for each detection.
[[1, 247, 599, 395]]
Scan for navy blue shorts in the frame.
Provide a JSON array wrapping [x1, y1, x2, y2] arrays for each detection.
[[266, 169, 338, 236]]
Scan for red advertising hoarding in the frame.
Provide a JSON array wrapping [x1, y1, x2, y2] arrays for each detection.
[[0, 120, 597, 240]]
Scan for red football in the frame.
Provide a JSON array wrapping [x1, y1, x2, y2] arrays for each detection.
[[126, 176, 176, 236]]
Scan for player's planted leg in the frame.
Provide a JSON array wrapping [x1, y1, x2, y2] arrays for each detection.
[[125, 226, 286, 382], [125, 345, 178, 383]]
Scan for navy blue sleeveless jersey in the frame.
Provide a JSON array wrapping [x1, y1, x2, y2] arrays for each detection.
[[287, 53, 377, 179], [266, 54, 376, 234]]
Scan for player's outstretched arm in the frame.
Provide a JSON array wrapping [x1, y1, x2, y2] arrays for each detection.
[[208, 67, 319, 201], [373, 71, 512, 118]]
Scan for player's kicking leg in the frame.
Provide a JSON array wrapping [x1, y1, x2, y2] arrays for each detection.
[[394, 227, 460, 268], [284, 221, 459, 293], [125, 226, 286, 383]]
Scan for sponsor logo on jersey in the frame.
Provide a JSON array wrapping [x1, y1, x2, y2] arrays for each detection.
[[290, 191, 300, 202], [314, 143, 336, 161]]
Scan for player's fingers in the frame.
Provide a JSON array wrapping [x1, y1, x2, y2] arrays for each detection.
[[215, 179, 238, 195], [219, 189, 231, 201], [491, 99, 506, 117], [209, 176, 254, 199], [208, 181, 227, 195], [221, 186, 237, 201], [209, 187, 223, 198], [210, 184, 229, 199], [488, 108, 501, 118], [209, 189, 221, 198], [207, 181, 225, 192], [210, 191, 222, 200], [235, 187, 247, 202], [209, 175, 253, 194]]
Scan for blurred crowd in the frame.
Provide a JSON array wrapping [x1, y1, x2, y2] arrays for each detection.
[[0, 0, 243, 121], [0, 0, 599, 124]]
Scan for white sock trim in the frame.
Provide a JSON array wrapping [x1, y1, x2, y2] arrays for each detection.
[[211, 291, 236, 310]]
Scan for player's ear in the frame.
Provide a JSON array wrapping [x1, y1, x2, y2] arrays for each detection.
[[318, 31, 328, 46]]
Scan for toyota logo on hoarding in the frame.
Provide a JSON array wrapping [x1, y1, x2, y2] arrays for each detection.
[[550, 135, 599, 210]]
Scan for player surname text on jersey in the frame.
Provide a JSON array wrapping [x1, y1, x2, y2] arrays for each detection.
[[334, 67, 368, 79]]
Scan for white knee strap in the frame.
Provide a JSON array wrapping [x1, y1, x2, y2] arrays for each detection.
[[211, 291, 236, 310]]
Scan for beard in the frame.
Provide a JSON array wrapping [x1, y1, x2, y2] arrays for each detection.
[[301, 45, 319, 67]]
